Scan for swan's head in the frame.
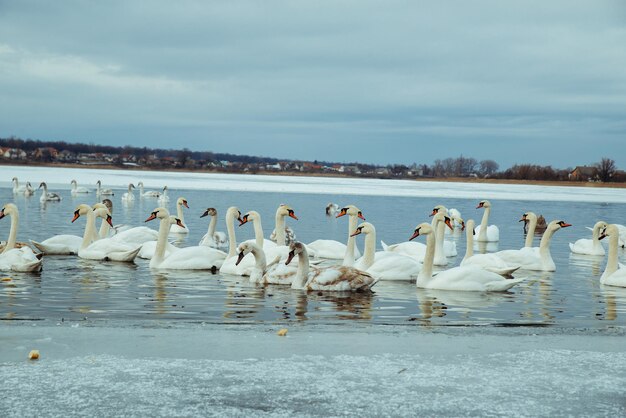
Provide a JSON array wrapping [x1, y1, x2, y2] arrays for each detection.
[[599, 224, 617, 241], [71, 180, 77, 185], [96, 180, 101, 186], [432, 212, 454, 231], [409, 223, 434, 240], [12, 177, 17, 182], [0, 203, 18, 220], [336, 205, 365, 220], [593, 221, 609, 236], [145, 207, 171, 223], [277, 204, 298, 220], [226, 206, 243, 224], [128, 183, 135, 189], [162, 186, 168, 191], [38, 182, 46, 189], [286, 241, 306, 265], [138, 181, 144, 187], [476, 200, 492, 209], [465, 219, 476, 234], [547, 220, 572, 232], [519, 212, 538, 223], [200, 207, 218, 218], [71, 204, 93, 222], [454, 217, 465, 231], [176, 197, 189, 208], [430, 205, 448, 217], [93, 207, 114, 227], [102, 199, 113, 213], [239, 211, 260, 226], [350, 222, 375, 237], [236, 242, 255, 265], [92, 202, 107, 210]]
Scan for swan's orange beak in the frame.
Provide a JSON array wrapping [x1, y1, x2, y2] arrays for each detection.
[[476, 202, 484, 209], [444, 216, 454, 230], [560, 222, 572, 228], [71, 210, 80, 223], [285, 250, 295, 265], [239, 215, 249, 226], [409, 229, 420, 241], [145, 212, 157, 222], [429, 209, 438, 217], [235, 251, 245, 266], [0, 210, 5, 220], [358, 212, 366, 221], [335, 209, 347, 218], [106, 215, 113, 227], [182, 200, 189, 209], [176, 219, 186, 229], [289, 212, 299, 220]]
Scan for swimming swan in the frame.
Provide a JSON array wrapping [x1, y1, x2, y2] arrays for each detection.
[[0, 203, 43, 272]]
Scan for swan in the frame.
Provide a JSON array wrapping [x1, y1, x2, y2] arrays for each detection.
[[235, 242, 297, 285], [409, 215, 524, 292], [38, 182, 61, 202], [429, 205, 457, 262], [239, 211, 283, 262], [0, 203, 43, 272], [307, 205, 363, 263], [23, 182, 35, 197], [199, 207, 228, 250], [96, 180, 114, 196], [326, 202, 339, 216], [169, 197, 189, 234], [70, 180, 90, 195], [599, 224, 626, 287], [493, 220, 572, 271], [12, 177, 26, 194], [286, 241, 377, 291], [73, 205, 141, 262], [217, 206, 250, 275], [270, 204, 299, 246], [569, 221, 607, 256], [474, 200, 499, 242], [460, 219, 520, 276], [145, 207, 226, 270], [351, 222, 422, 281], [521, 212, 541, 248], [121, 183, 135, 203], [158, 186, 170, 205], [138, 181, 160, 198]]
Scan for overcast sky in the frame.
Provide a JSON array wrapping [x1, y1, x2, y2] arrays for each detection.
[[1, 1, 625, 168]]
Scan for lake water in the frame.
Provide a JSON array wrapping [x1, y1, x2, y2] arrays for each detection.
[[2, 166, 626, 329]]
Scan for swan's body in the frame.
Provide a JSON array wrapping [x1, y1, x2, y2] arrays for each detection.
[[121, 183, 135, 203], [599, 224, 626, 287], [287, 242, 376, 291], [410, 215, 524, 292], [569, 221, 607, 256], [30, 234, 83, 255], [146, 207, 225, 270], [352, 222, 422, 281], [380, 240, 427, 262], [38, 182, 61, 202], [474, 200, 499, 242], [494, 220, 571, 271], [199, 208, 229, 250], [12, 177, 26, 194], [236, 242, 297, 285], [71, 180, 90, 195], [308, 205, 363, 261], [460, 219, 520, 276], [138, 182, 160, 198], [0, 203, 43, 272], [169, 198, 189, 234], [158, 186, 170, 205], [96, 180, 114, 196]]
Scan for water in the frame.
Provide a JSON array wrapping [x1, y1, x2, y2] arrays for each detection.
[[1, 169, 626, 329]]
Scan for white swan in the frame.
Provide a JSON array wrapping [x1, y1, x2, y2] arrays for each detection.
[[521, 212, 540, 248], [460, 219, 520, 276], [96, 180, 114, 196], [145, 207, 226, 270], [23, 182, 35, 197], [217, 207, 250, 276], [158, 186, 170, 205], [494, 220, 571, 271], [239, 211, 284, 262], [169, 197, 189, 234], [409, 215, 524, 292], [286, 241, 376, 291], [599, 224, 626, 287], [270, 204, 299, 246], [38, 182, 62, 202], [121, 183, 135, 203], [307, 205, 363, 262], [71, 179, 90, 195], [12, 177, 26, 194], [430, 205, 457, 262], [199, 207, 228, 250], [235, 242, 296, 285], [474, 200, 499, 242], [138, 181, 160, 198], [325, 203, 339, 217], [73, 205, 141, 262], [351, 222, 422, 281], [569, 221, 607, 256], [0, 203, 43, 272]]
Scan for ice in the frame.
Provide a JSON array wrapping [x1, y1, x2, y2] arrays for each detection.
[[3, 165, 626, 203]]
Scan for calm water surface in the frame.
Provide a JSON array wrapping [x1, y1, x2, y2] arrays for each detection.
[[1, 183, 626, 329]]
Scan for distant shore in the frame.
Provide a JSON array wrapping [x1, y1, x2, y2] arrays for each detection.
[[3, 160, 626, 189]]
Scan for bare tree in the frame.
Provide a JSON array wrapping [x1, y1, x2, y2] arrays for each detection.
[[479, 160, 499, 177], [595, 158, 616, 182]]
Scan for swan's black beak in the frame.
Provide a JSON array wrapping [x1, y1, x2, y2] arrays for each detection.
[[285, 250, 295, 265], [235, 251, 245, 266], [200, 210, 209, 218]]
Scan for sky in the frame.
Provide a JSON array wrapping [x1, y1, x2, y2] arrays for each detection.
[[1, 1, 625, 169]]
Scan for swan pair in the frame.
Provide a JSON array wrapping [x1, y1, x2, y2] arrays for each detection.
[[0, 203, 43, 272], [409, 213, 524, 292]]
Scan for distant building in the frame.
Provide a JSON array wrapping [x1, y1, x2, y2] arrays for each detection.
[[569, 166, 596, 181]]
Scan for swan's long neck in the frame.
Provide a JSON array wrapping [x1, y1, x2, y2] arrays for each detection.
[[81, 211, 97, 249], [226, 210, 238, 258], [72, 182, 77, 191], [127, 184, 133, 193], [176, 202, 185, 223], [291, 250, 311, 289], [538, 227, 557, 268], [12, 179, 18, 192], [418, 232, 436, 284], [2, 211, 19, 253], [525, 215, 537, 247], [479, 206, 490, 241], [41, 184, 48, 198], [98, 217, 110, 239], [275, 212, 286, 246], [139, 183, 144, 194], [152, 216, 171, 266], [252, 216, 264, 248], [250, 246, 267, 272], [603, 229, 619, 279], [207, 214, 217, 238], [359, 229, 376, 269], [463, 225, 474, 262], [97, 183, 101, 194], [435, 219, 446, 259], [342, 214, 359, 266], [591, 225, 602, 251]]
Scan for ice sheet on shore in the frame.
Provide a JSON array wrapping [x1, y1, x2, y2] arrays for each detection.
[[3, 164, 626, 203]]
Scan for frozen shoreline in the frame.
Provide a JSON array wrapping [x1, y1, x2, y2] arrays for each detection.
[[1, 323, 625, 416]]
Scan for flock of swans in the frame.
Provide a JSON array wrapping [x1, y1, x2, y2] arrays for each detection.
[[3, 177, 626, 293]]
